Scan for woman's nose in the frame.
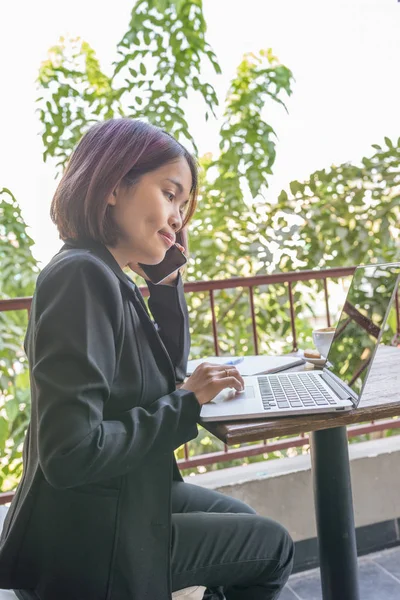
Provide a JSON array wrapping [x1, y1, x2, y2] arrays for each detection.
[[169, 209, 183, 231]]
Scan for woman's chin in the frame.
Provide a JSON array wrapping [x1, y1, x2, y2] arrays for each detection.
[[142, 252, 166, 266]]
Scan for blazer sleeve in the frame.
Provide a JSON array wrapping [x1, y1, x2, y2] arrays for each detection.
[[146, 273, 190, 383], [31, 256, 200, 490]]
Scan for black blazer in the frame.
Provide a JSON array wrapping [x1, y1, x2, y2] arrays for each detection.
[[0, 239, 201, 599]]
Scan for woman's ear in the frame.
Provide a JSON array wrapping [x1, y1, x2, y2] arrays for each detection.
[[107, 186, 118, 207]]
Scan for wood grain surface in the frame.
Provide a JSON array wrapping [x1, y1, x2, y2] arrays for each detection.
[[202, 345, 400, 445]]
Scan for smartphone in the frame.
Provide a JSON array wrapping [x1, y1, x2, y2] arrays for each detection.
[[138, 244, 187, 285]]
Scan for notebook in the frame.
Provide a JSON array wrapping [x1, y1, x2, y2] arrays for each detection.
[[187, 355, 305, 377]]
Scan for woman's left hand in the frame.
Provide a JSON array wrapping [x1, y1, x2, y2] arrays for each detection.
[[128, 243, 185, 286]]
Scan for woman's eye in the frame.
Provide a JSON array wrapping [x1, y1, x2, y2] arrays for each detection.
[[165, 191, 175, 201]]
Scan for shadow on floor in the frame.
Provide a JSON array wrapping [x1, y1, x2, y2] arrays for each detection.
[[281, 546, 400, 600]]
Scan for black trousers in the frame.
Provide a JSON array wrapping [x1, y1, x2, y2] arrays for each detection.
[[171, 481, 294, 599]]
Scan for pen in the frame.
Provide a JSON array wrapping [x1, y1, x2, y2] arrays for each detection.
[[223, 357, 244, 366]]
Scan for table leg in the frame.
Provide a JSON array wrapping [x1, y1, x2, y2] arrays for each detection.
[[310, 426, 360, 600]]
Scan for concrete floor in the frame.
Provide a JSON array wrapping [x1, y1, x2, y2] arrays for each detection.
[[281, 546, 400, 600], [0, 547, 399, 599]]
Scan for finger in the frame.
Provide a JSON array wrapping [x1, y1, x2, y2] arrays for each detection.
[[176, 243, 185, 253], [217, 366, 245, 389], [218, 377, 244, 393], [196, 363, 227, 375], [227, 376, 244, 392], [195, 362, 215, 372], [216, 372, 244, 392]]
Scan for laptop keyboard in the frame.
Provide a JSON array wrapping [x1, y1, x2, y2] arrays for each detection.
[[258, 373, 338, 411]]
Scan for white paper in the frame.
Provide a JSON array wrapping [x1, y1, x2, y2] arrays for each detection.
[[186, 355, 305, 376]]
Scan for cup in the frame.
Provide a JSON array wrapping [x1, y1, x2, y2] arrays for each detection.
[[312, 327, 335, 358]]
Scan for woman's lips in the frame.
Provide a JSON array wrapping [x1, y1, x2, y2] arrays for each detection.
[[158, 232, 175, 248]]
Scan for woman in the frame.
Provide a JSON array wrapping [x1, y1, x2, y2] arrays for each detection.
[[0, 119, 294, 599]]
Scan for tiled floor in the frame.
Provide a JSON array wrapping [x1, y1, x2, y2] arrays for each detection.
[[281, 546, 400, 600]]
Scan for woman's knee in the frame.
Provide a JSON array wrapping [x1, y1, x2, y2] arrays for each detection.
[[171, 482, 256, 515], [224, 496, 256, 515], [277, 524, 294, 580], [198, 487, 256, 515], [255, 516, 294, 568], [260, 517, 294, 584]]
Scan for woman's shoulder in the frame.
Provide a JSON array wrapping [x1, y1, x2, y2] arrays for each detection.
[[34, 249, 124, 309], [31, 249, 125, 329], [38, 248, 118, 287]]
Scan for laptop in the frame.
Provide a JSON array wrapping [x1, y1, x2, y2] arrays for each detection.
[[200, 262, 400, 422]]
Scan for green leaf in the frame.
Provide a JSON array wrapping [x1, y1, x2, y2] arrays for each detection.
[[289, 180, 303, 196], [0, 417, 8, 454], [5, 397, 19, 423], [384, 137, 393, 149]]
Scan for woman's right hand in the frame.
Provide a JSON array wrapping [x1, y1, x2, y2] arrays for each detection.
[[181, 363, 245, 406]]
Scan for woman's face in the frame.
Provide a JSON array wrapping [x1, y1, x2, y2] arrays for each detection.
[[107, 157, 192, 267]]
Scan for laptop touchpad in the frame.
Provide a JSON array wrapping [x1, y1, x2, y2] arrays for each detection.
[[211, 386, 255, 404], [244, 386, 255, 398]]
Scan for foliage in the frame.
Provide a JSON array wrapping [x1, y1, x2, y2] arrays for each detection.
[[0, 189, 38, 298], [262, 137, 400, 272], [190, 49, 293, 280], [1, 0, 399, 489], [186, 48, 295, 358], [37, 0, 220, 170], [36, 1, 296, 362], [187, 137, 400, 361], [114, 0, 220, 150], [37, 37, 119, 169], [0, 188, 39, 491], [182, 136, 400, 473]]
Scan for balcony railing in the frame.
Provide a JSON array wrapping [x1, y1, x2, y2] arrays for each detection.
[[1, 266, 399, 503]]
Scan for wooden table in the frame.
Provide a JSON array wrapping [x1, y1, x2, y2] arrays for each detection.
[[202, 345, 400, 600]]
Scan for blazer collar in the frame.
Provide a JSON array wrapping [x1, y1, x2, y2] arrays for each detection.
[[61, 238, 135, 293]]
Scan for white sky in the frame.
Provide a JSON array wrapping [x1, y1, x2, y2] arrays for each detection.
[[1, 0, 399, 267]]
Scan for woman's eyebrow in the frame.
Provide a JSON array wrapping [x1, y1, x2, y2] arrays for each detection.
[[165, 178, 184, 194]]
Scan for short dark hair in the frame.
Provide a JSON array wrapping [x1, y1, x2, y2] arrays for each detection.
[[50, 119, 198, 246]]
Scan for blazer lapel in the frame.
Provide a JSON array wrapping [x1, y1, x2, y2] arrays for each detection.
[[124, 277, 177, 388], [60, 239, 176, 388]]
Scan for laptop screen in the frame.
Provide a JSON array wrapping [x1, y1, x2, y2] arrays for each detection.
[[325, 263, 400, 397]]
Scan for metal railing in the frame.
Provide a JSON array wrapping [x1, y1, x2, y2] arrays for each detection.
[[172, 267, 400, 469], [1, 266, 399, 500]]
